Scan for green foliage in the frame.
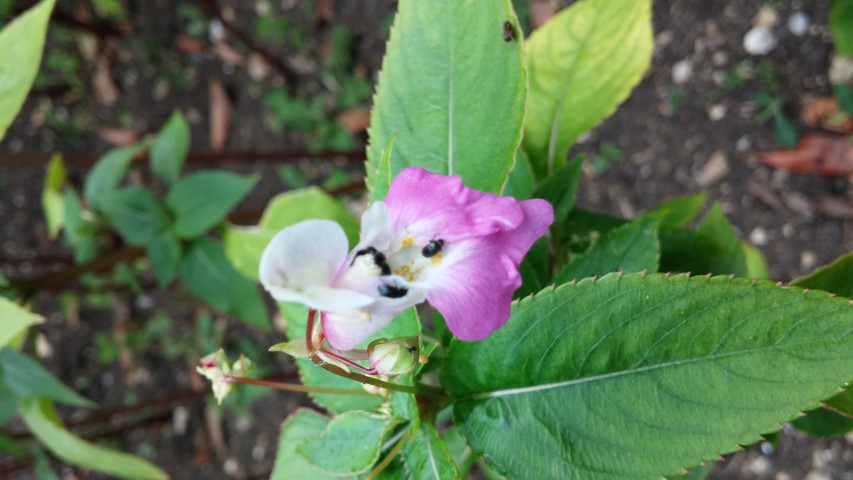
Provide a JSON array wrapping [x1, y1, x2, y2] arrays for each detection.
[[224, 187, 359, 281], [533, 156, 584, 224], [402, 422, 461, 480], [166, 170, 258, 239], [591, 142, 625, 174], [695, 203, 749, 276], [296, 411, 393, 475], [554, 218, 659, 283], [0, 0, 55, 140], [444, 273, 853, 479], [41, 154, 66, 239], [502, 149, 535, 201], [523, 0, 652, 177], [84, 145, 145, 214], [62, 189, 98, 263], [19, 398, 168, 479], [644, 192, 707, 227], [0, 297, 42, 348], [792, 251, 853, 298], [366, 0, 526, 195], [147, 231, 181, 288], [101, 187, 170, 246], [0, 349, 94, 408], [829, 0, 853, 55], [150, 111, 190, 186], [367, 135, 395, 202], [271, 409, 338, 480], [179, 238, 268, 329]]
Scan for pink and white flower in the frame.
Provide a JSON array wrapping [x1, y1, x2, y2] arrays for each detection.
[[259, 167, 553, 351]]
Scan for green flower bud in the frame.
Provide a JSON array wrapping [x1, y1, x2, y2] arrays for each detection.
[[368, 336, 420, 375]]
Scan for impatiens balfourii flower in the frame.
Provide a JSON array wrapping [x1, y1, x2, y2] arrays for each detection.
[[260, 167, 554, 355]]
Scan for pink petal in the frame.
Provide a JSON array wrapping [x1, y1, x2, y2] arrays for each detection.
[[322, 310, 395, 351]]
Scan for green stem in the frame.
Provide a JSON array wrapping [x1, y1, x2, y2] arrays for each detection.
[[309, 353, 448, 399], [228, 376, 377, 396], [366, 428, 413, 480]]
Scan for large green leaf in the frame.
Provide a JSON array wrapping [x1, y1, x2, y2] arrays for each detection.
[[532, 156, 584, 224], [150, 110, 189, 186], [0, 348, 94, 408], [101, 187, 170, 246], [84, 145, 145, 214], [271, 409, 338, 480], [0, 0, 55, 141], [147, 231, 181, 288], [792, 251, 853, 299], [296, 411, 393, 475], [523, 0, 652, 177], [179, 238, 268, 329], [0, 297, 42, 348], [279, 302, 419, 413], [366, 0, 526, 196], [402, 421, 461, 480], [19, 398, 167, 479], [224, 187, 358, 281], [443, 273, 853, 479], [166, 170, 258, 239], [554, 217, 659, 284]]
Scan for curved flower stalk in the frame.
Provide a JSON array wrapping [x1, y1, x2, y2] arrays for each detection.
[[260, 167, 554, 353]]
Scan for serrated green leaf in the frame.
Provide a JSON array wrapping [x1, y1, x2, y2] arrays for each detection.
[[19, 398, 167, 479], [271, 410, 339, 480], [84, 145, 144, 214], [792, 251, 853, 299], [502, 149, 535, 201], [280, 302, 419, 413], [666, 462, 714, 480], [41, 154, 65, 239], [150, 110, 190, 185], [0, 0, 55, 141], [296, 411, 392, 475], [179, 238, 268, 329], [62, 189, 98, 263], [366, 0, 526, 195], [554, 218, 659, 284], [644, 192, 707, 227], [443, 273, 853, 479], [166, 170, 258, 239], [0, 297, 42, 348], [223, 187, 358, 281], [532, 156, 583, 224], [147, 231, 181, 288], [101, 187, 170, 246], [523, 0, 652, 177], [658, 227, 725, 275], [792, 403, 853, 436], [0, 348, 95, 408], [402, 422, 460, 480]]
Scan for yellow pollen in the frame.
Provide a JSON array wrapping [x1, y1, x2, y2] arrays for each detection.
[[430, 252, 443, 266], [401, 237, 415, 247]]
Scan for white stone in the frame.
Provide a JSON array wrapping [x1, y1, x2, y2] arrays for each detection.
[[755, 6, 780, 28], [697, 150, 730, 186], [744, 27, 778, 55], [800, 251, 818, 271], [788, 11, 809, 37], [708, 104, 727, 121], [749, 227, 769, 247], [672, 59, 693, 84]]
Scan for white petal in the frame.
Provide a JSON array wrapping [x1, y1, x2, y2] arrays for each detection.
[[266, 285, 374, 311], [356, 201, 391, 251], [259, 219, 350, 296]]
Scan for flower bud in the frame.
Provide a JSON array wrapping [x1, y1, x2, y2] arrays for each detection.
[[196, 349, 253, 405], [367, 336, 420, 375], [268, 339, 310, 358]]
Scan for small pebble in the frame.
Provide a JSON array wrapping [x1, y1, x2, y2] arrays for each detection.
[[697, 150, 730, 186], [708, 104, 727, 121], [781, 223, 795, 238], [788, 11, 810, 36], [750, 455, 771, 475], [800, 251, 818, 271], [744, 26, 778, 55], [776, 473, 792, 480], [672, 59, 693, 84], [755, 6, 780, 28], [749, 226, 769, 247], [736, 136, 752, 153], [712, 51, 729, 66], [805, 472, 830, 480]]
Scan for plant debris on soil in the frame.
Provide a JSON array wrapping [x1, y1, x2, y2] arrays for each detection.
[[1, 0, 853, 479]]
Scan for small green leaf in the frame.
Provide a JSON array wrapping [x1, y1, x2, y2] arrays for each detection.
[[366, 0, 526, 195], [667, 462, 714, 480], [696, 202, 748, 276], [658, 227, 725, 275], [296, 411, 392, 475], [792, 251, 853, 298], [224, 187, 359, 281], [0, 297, 42, 348], [62, 189, 98, 263], [167, 170, 258, 239], [179, 238, 268, 329], [150, 110, 190, 185], [270, 409, 338, 480], [644, 192, 707, 227], [147, 231, 181, 288], [792, 405, 853, 437], [41, 154, 65, 239], [368, 134, 396, 202], [101, 187, 170, 246], [84, 145, 144, 214], [554, 218, 659, 284], [562, 208, 626, 254], [516, 237, 549, 298], [19, 398, 168, 479], [532, 156, 584, 224], [742, 242, 770, 280], [402, 422, 461, 480], [830, 0, 853, 55], [0, 0, 56, 141], [444, 273, 853, 479], [0, 348, 94, 408], [523, 0, 652, 176], [502, 149, 535, 201]]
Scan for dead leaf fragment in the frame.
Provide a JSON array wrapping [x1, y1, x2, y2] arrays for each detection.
[[697, 150, 730, 185], [93, 57, 120, 107], [176, 35, 206, 53], [801, 96, 853, 134], [531, 0, 558, 30], [336, 107, 371, 133], [96, 126, 139, 146], [209, 80, 231, 152], [759, 133, 853, 176], [212, 41, 245, 67], [314, 0, 335, 25]]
